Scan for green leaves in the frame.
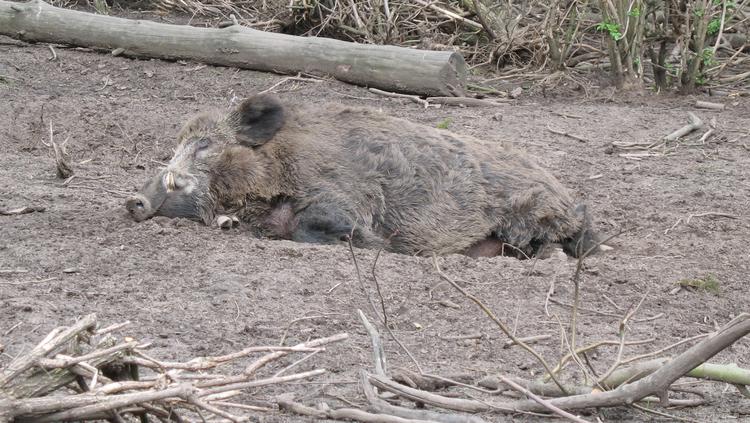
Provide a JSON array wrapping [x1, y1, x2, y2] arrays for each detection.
[[701, 48, 717, 66], [436, 118, 452, 129], [707, 18, 721, 35], [596, 21, 622, 40], [678, 274, 720, 294]]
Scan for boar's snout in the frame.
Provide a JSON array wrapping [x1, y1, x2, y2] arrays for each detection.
[[126, 169, 206, 223], [126, 194, 155, 222]]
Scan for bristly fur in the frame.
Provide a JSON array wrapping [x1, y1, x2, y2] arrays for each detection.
[[129, 94, 599, 258], [207, 98, 594, 257]]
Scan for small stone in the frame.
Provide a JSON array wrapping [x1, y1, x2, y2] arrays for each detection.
[[461, 339, 476, 347]]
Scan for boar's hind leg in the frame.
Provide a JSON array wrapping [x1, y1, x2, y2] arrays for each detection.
[[560, 204, 600, 258], [561, 227, 599, 257], [465, 238, 504, 258], [292, 204, 381, 248]]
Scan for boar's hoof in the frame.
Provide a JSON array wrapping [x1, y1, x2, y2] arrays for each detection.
[[216, 215, 230, 229], [215, 215, 239, 229]]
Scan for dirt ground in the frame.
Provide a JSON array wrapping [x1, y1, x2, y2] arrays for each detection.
[[2, 32, 750, 422]]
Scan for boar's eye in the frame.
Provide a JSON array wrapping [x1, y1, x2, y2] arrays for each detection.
[[196, 138, 210, 150]]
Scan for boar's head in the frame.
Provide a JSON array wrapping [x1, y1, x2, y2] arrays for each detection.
[[125, 94, 286, 224]]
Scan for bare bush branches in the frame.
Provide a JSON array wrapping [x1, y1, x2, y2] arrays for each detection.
[[285, 0, 750, 91]]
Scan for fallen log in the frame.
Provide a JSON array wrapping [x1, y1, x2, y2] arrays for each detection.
[[0, 0, 467, 96]]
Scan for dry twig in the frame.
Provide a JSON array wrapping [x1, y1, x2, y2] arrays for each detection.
[[497, 375, 591, 423], [426, 96, 509, 107], [695, 100, 725, 110], [546, 125, 590, 143], [258, 72, 324, 94], [665, 113, 704, 142], [48, 122, 73, 178], [0, 206, 46, 216], [369, 87, 431, 108], [665, 211, 739, 235]]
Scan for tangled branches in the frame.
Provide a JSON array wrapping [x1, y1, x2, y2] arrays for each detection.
[[289, 0, 750, 92], [45, 0, 749, 92], [289, 0, 554, 72], [0, 314, 348, 422], [43, 0, 749, 92]]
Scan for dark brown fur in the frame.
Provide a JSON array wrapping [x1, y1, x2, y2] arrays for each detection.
[[127, 94, 598, 258]]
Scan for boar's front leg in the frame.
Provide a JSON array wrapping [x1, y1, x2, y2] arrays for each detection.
[[292, 203, 382, 249], [214, 215, 240, 229]]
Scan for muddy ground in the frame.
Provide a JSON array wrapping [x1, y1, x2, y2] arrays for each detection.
[[1, 32, 750, 422]]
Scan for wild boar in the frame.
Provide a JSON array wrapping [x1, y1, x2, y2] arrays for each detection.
[[126, 94, 599, 258]]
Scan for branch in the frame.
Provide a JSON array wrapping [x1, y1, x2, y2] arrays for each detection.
[[496, 375, 591, 423], [519, 313, 750, 411], [412, 0, 483, 30], [0, 314, 98, 392], [369, 314, 750, 413], [665, 112, 703, 141], [358, 310, 387, 377], [360, 371, 485, 423]]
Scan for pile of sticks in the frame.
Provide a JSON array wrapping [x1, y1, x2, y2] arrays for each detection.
[[0, 314, 347, 422]]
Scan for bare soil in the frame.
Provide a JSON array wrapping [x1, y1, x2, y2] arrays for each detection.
[[1, 35, 750, 422]]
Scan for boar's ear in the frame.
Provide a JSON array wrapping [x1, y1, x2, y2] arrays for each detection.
[[233, 94, 286, 147]]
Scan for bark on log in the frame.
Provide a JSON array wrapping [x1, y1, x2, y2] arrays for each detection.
[[0, 0, 467, 97]]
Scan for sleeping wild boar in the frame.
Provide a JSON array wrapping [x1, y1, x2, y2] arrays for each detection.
[[126, 94, 600, 258]]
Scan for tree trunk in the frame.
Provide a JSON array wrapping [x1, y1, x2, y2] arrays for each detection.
[[0, 0, 467, 97]]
